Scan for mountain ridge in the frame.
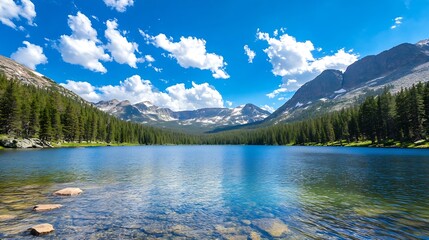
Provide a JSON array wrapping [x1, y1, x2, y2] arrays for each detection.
[[264, 39, 429, 124], [95, 100, 271, 133], [0, 55, 84, 102]]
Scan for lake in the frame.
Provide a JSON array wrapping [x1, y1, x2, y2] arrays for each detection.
[[0, 146, 428, 239]]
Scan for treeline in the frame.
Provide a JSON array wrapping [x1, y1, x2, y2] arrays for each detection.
[[0, 74, 199, 145], [1, 72, 428, 147], [205, 82, 429, 146]]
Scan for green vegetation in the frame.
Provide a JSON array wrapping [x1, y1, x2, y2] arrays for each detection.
[[206, 82, 429, 147], [1, 72, 428, 148], [0, 73, 200, 145], [52, 142, 140, 148]]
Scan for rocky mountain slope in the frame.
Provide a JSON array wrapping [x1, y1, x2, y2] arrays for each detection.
[[95, 100, 270, 133], [0, 56, 83, 102], [264, 39, 429, 124]]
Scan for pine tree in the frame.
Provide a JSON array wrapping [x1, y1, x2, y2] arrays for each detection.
[[360, 97, 377, 143], [0, 80, 22, 136], [62, 103, 79, 142], [408, 86, 425, 140], [39, 107, 52, 141], [28, 96, 40, 137]]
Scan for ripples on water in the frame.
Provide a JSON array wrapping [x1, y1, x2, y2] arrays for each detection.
[[0, 146, 428, 239]]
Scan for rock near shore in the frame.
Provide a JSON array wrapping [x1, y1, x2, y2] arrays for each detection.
[[252, 218, 289, 237], [29, 223, 54, 236], [0, 138, 53, 149], [53, 187, 83, 196], [33, 204, 63, 212]]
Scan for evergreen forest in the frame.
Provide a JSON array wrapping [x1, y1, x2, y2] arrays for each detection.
[[1, 73, 429, 147]]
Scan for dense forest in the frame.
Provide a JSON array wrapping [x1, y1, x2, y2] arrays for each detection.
[[0, 74, 199, 145], [207, 82, 429, 146], [1, 73, 429, 147]]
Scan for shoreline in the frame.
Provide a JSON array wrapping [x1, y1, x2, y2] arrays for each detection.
[[1, 138, 428, 150]]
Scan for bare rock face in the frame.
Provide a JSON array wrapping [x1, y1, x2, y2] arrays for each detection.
[[343, 43, 429, 89], [33, 204, 63, 212], [29, 223, 54, 236], [53, 187, 83, 196], [252, 218, 289, 237]]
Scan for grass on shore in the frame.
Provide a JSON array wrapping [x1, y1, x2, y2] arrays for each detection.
[[52, 142, 140, 148], [301, 139, 429, 148]]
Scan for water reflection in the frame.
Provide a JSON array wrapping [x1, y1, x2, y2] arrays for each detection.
[[0, 146, 428, 238]]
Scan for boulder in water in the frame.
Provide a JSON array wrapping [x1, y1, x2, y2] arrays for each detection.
[[33, 204, 63, 212], [53, 187, 83, 196], [252, 218, 289, 237], [29, 223, 54, 236]]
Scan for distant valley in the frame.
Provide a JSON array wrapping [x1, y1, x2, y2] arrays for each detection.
[[95, 100, 270, 133]]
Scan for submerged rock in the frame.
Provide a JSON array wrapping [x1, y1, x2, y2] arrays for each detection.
[[250, 231, 261, 240], [33, 204, 63, 212], [29, 223, 54, 236], [53, 187, 83, 196], [0, 214, 16, 221], [215, 225, 237, 234], [224, 235, 248, 240], [241, 220, 251, 225], [170, 224, 193, 236], [252, 218, 289, 237]]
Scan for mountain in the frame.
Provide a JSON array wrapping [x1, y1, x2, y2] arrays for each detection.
[[264, 39, 429, 124], [0, 55, 196, 146], [0, 56, 83, 102], [95, 100, 270, 133]]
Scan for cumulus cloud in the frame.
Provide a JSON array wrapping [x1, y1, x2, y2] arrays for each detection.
[[105, 19, 142, 68], [141, 31, 229, 79], [244, 45, 256, 63], [226, 100, 233, 107], [61, 75, 225, 111], [60, 80, 101, 102], [58, 12, 110, 73], [103, 0, 134, 12], [261, 105, 275, 113], [391, 16, 403, 29], [0, 0, 36, 29], [145, 55, 155, 62], [11, 41, 47, 70], [266, 87, 288, 99], [257, 29, 358, 98]]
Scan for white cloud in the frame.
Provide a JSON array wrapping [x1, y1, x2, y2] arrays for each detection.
[[266, 87, 288, 99], [60, 80, 101, 102], [243, 45, 256, 63], [273, 29, 279, 37], [145, 55, 155, 62], [11, 41, 47, 70], [105, 19, 141, 68], [257, 29, 358, 98], [58, 12, 110, 73], [391, 16, 403, 29], [261, 105, 275, 113], [141, 31, 229, 79], [103, 0, 134, 12], [151, 66, 162, 72], [226, 100, 233, 107], [0, 0, 36, 29], [61, 75, 225, 111]]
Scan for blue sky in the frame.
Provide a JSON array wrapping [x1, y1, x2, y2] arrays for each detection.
[[1, 0, 429, 111]]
